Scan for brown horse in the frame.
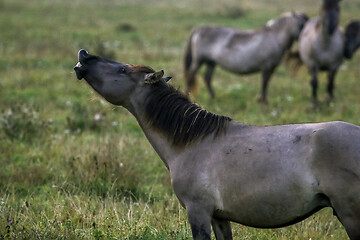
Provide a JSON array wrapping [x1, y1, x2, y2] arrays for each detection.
[[74, 49, 360, 240], [344, 20, 360, 59], [299, 0, 343, 102], [184, 12, 308, 102]]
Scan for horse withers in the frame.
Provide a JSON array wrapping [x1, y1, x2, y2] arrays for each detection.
[[74, 50, 360, 240], [184, 12, 308, 102], [299, 0, 343, 102], [344, 20, 360, 59]]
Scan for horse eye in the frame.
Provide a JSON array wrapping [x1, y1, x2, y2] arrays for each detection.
[[119, 67, 126, 73]]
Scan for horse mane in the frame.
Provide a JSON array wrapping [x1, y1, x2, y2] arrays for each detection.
[[127, 64, 155, 73], [265, 12, 294, 30], [144, 83, 232, 147]]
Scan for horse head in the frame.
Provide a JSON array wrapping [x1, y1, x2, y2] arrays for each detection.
[[74, 49, 171, 105], [292, 12, 309, 37], [266, 12, 308, 40], [344, 20, 360, 59]]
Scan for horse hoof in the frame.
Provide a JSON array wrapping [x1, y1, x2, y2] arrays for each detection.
[[257, 97, 268, 104], [326, 95, 335, 104]]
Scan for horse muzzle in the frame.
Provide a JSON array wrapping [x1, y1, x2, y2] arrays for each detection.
[[73, 49, 88, 80]]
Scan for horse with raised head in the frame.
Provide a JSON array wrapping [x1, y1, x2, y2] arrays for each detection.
[[299, 0, 343, 102], [74, 50, 360, 240], [344, 20, 360, 59], [184, 12, 308, 102]]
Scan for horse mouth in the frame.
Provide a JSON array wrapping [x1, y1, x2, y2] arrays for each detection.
[[73, 49, 88, 80]]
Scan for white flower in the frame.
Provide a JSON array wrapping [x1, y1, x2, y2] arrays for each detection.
[[271, 110, 278, 117]]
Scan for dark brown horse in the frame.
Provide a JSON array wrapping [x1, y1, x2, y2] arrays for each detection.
[[344, 20, 360, 59]]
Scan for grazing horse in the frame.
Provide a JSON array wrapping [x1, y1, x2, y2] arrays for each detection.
[[184, 12, 308, 102], [74, 50, 360, 240], [299, 0, 343, 102], [344, 20, 360, 59]]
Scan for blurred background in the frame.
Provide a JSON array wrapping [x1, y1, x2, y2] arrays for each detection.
[[0, 0, 359, 239]]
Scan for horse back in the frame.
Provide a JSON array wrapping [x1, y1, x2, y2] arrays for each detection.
[[191, 26, 278, 73], [191, 26, 260, 55]]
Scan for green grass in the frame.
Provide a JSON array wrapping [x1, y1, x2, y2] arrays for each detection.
[[0, 0, 359, 239]]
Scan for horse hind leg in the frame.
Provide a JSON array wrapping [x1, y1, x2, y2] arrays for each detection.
[[211, 218, 233, 240], [186, 60, 202, 97], [327, 68, 338, 102], [329, 183, 360, 239], [332, 202, 360, 239], [204, 62, 216, 98]]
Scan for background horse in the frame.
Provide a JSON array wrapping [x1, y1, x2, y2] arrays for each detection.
[[75, 49, 360, 240], [299, 0, 343, 102], [344, 20, 360, 59], [184, 12, 308, 102]]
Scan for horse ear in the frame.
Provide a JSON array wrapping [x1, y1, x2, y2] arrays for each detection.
[[163, 76, 172, 82], [144, 70, 164, 84]]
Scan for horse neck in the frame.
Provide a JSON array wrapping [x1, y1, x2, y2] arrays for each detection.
[[317, 21, 336, 45], [319, 7, 339, 41], [273, 23, 296, 51], [125, 87, 181, 169]]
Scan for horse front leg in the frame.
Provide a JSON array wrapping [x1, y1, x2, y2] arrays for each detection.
[[186, 205, 212, 240], [327, 68, 338, 101], [258, 68, 275, 103], [211, 218, 233, 240], [309, 65, 319, 103], [204, 62, 216, 98]]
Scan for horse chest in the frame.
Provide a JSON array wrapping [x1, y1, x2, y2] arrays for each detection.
[[313, 47, 342, 67]]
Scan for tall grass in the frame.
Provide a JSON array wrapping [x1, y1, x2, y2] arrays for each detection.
[[0, 0, 359, 238]]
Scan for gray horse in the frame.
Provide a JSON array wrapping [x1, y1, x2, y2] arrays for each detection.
[[344, 20, 360, 59], [299, 0, 343, 102], [184, 12, 308, 102], [74, 50, 360, 240]]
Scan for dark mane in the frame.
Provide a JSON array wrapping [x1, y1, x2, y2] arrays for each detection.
[[322, 0, 340, 11], [127, 64, 155, 73], [144, 83, 232, 147], [264, 13, 294, 31]]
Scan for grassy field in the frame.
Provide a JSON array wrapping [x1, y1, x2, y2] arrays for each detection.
[[1, 0, 360, 239]]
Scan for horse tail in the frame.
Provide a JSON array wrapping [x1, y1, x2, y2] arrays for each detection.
[[283, 49, 304, 76], [184, 31, 197, 95]]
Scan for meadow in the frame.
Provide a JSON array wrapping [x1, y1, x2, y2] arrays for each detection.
[[0, 0, 360, 239]]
